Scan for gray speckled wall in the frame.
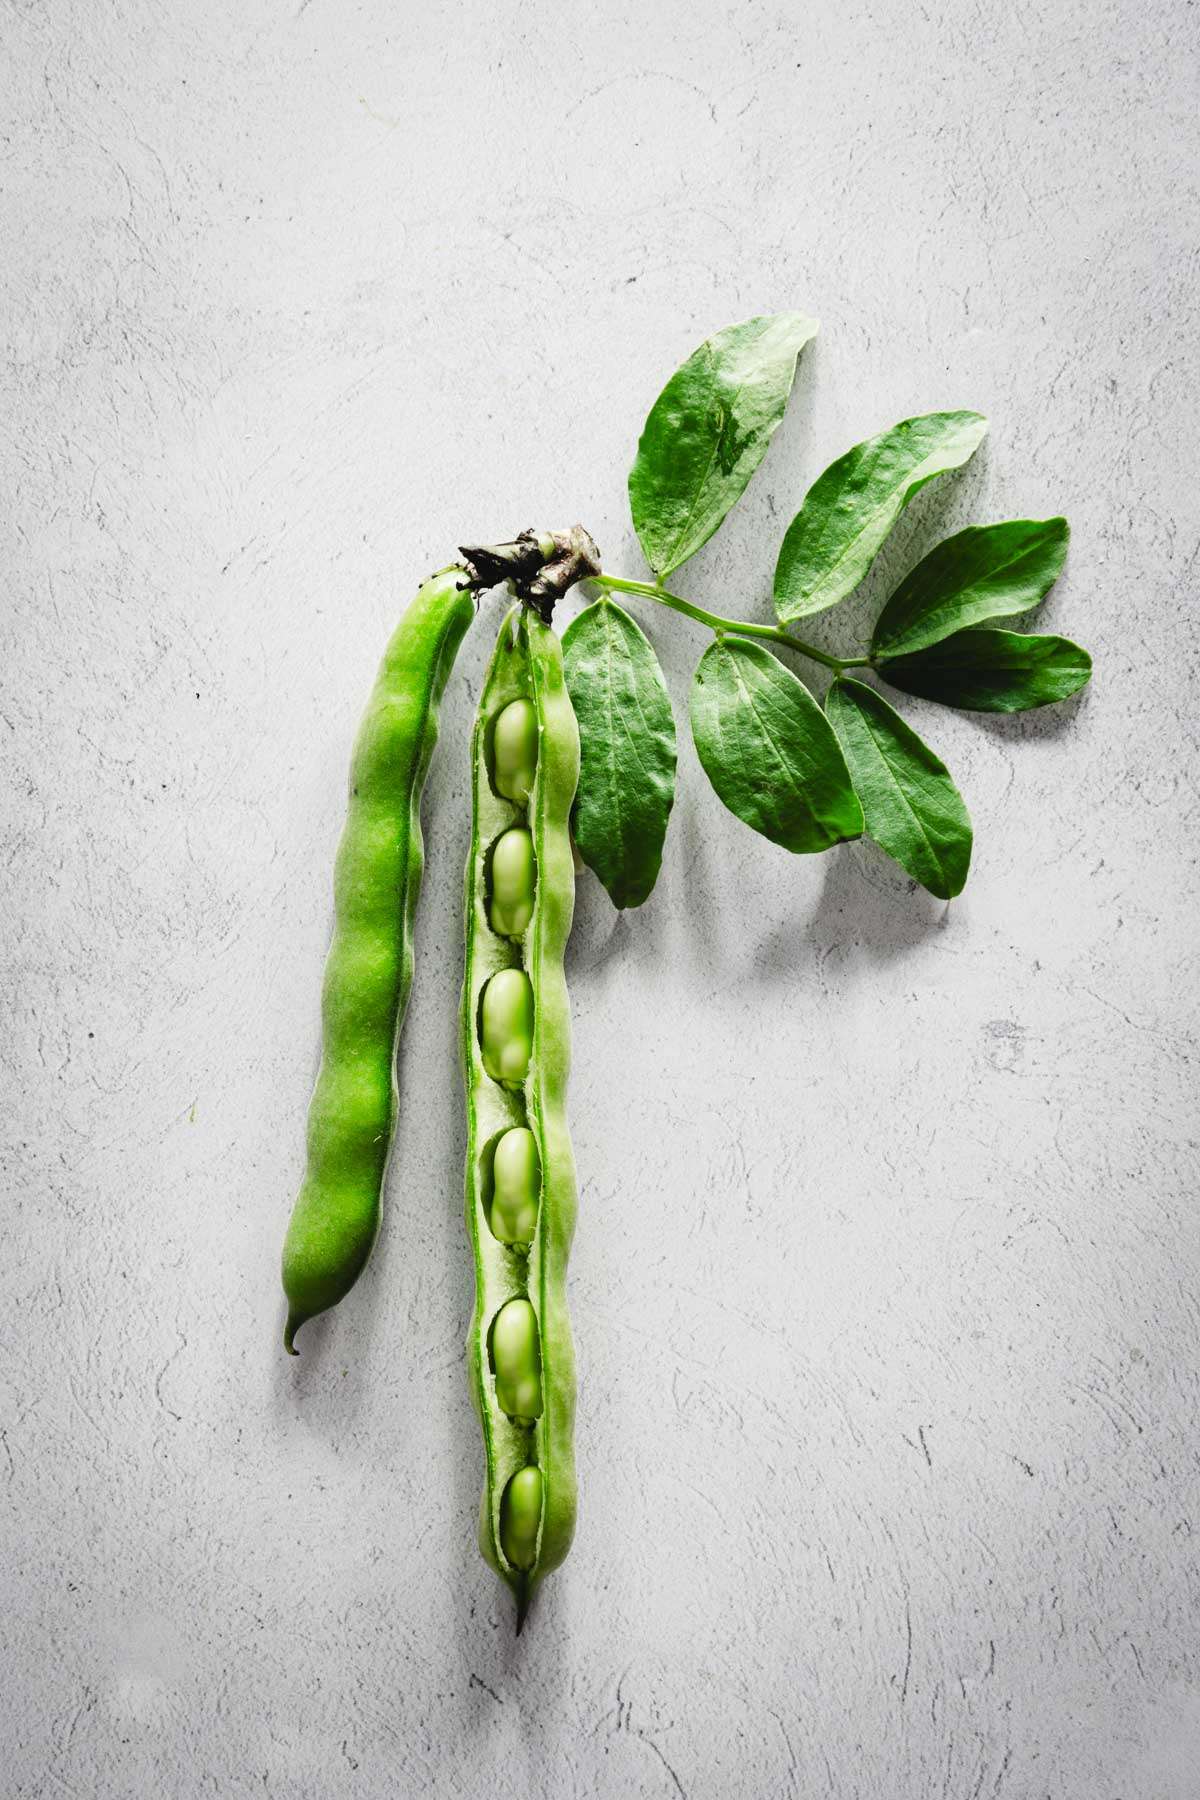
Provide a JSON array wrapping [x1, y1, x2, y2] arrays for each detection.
[[3, 2, 1198, 1795]]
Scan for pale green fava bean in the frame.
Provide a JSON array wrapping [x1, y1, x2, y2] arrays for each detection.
[[488, 827, 536, 938], [499, 1466, 543, 1572], [489, 1127, 540, 1246], [491, 1297, 543, 1420], [480, 968, 533, 1087], [492, 697, 538, 803]]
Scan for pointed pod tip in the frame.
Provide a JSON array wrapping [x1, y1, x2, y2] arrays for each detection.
[[284, 1314, 302, 1356]]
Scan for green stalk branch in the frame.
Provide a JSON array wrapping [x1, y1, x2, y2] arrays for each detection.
[[596, 574, 872, 674]]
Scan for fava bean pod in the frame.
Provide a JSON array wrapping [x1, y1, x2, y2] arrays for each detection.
[[461, 605, 580, 1625], [281, 567, 475, 1354]]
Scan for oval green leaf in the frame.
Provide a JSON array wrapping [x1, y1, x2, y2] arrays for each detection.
[[562, 597, 677, 909], [689, 639, 862, 854], [774, 410, 988, 622], [824, 677, 972, 899], [629, 313, 819, 580], [871, 518, 1070, 659], [879, 629, 1092, 713]]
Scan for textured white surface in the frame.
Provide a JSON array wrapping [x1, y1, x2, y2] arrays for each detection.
[[3, 1, 1199, 1795]]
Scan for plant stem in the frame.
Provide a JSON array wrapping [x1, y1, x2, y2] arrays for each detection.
[[596, 574, 872, 673]]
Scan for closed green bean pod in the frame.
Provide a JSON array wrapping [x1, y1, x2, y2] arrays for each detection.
[[282, 567, 475, 1354], [462, 604, 579, 1625]]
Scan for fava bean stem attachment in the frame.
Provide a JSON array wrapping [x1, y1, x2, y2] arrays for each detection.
[[595, 573, 873, 673]]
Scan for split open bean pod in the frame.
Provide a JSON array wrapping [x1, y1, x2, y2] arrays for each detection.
[[461, 605, 580, 1625]]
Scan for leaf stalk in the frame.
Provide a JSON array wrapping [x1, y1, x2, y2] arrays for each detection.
[[596, 574, 872, 674]]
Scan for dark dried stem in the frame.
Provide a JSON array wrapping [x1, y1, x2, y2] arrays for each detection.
[[460, 526, 602, 624]]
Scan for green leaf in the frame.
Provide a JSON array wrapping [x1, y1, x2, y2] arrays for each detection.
[[689, 639, 863, 854], [871, 518, 1070, 659], [629, 312, 819, 580], [879, 629, 1092, 713], [825, 678, 972, 899], [774, 410, 988, 622], [561, 598, 677, 909]]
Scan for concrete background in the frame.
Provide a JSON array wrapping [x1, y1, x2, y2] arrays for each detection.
[[3, 1, 1198, 1795]]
